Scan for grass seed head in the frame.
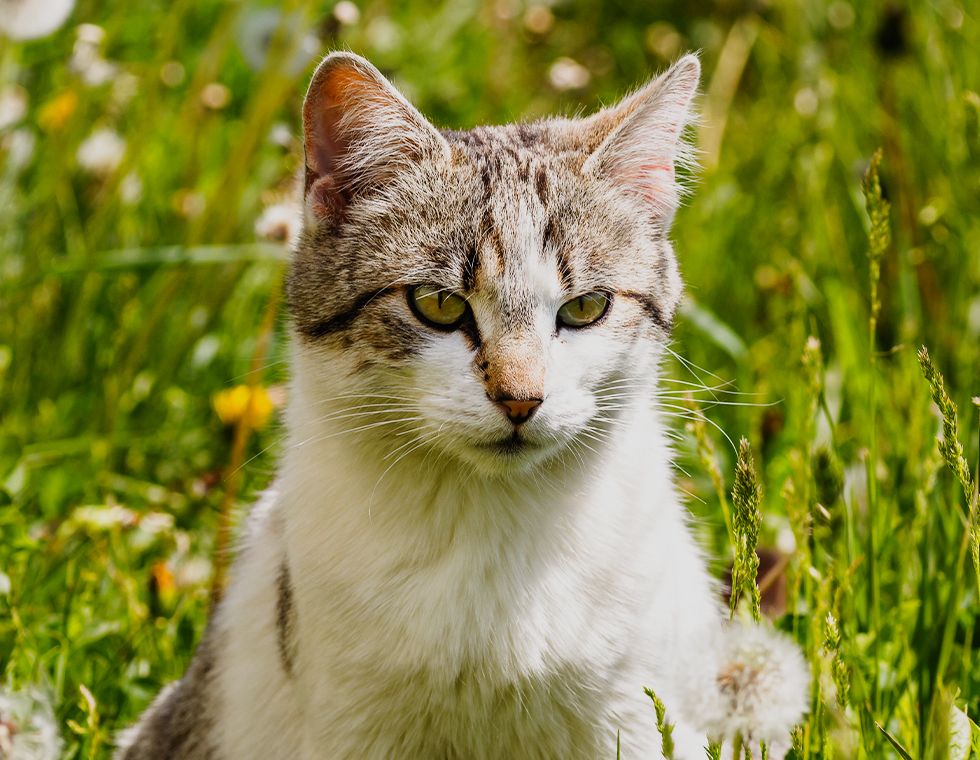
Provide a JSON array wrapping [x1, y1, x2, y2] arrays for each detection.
[[731, 438, 763, 621]]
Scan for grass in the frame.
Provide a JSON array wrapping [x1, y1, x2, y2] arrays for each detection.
[[1, 0, 979, 757]]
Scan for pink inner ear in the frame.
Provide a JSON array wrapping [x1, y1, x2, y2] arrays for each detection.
[[306, 174, 345, 218], [640, 163, 673, 175], [619, 163, 674, 202], [302, 64, 377, 213]]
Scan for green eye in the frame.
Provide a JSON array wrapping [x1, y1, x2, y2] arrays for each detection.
[[409, 285, 468, 329], [557, 292, 610, 328]]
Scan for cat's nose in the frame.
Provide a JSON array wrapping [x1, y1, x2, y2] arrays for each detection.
[[495, 397, 542, 425]]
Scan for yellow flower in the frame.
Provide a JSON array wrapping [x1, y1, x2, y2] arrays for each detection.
[[213, 384, 274, 429], [37, 90, 78, 132]]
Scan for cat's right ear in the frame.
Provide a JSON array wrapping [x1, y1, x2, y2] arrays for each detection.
[[580, 55, 700, 222], [302, 52, 449, 222]]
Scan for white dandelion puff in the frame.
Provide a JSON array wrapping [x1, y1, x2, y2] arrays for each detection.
[[0, 687, 62, 760], [69, 24, 118, 87], [65, 504, 137, 532], [267, 122, 293, 149], [3, 129, 36, 171], [700, 623, 810, 754], [0, 0, 75, 41], [76, 128, 125, 175], [0, 85, 28, 131], [255, 201, 300, 244], [119, 172, 143, 205], [548, 57, 591, 91], [333, 1, 360, 26]]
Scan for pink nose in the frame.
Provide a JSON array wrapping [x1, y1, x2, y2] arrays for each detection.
[[496, 397, 542, 424]]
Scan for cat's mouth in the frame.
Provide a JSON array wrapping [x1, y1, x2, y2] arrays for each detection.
[[477, 430, 538, 456]]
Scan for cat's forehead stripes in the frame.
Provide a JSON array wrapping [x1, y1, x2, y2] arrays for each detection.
[[290, 52, 698, 363], [450, 128, 570, 307]]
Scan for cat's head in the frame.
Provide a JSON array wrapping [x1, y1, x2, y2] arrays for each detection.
[[288, 52, 699, 475]]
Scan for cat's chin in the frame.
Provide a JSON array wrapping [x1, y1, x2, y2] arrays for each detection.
[[449, 432, 559, 476]]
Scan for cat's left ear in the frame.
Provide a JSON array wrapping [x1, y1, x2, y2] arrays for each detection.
[[302, 52, 450, 222], [582, 54, 700, 221]]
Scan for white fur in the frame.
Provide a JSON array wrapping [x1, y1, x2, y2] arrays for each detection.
[[212, 323, 723, 758], [216, 50, 726, 760]]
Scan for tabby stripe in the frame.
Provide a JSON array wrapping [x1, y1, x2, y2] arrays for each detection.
[[619, 291, 672, 332], [276, 559, 297, 677], [462, 245, 480, 292], [302, 286, 399, 339], [555, 247, 573, 291]]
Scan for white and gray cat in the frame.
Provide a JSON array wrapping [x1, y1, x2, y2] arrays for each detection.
[[118, 51, 761, 759]]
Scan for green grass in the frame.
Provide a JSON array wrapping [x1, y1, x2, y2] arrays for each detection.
[[2, 1, 979, 757]]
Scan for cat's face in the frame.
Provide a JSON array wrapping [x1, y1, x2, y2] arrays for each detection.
[[289, 53, 698, 475]]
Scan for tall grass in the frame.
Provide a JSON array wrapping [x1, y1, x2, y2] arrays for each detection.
[[1, 1, 978, 758]]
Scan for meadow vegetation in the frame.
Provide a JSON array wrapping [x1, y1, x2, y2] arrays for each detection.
[[1, 0, 978, 757]]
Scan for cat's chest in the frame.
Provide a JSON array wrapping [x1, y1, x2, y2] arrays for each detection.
[[306, 657, 629, 760], [291, 516, 645, 681]]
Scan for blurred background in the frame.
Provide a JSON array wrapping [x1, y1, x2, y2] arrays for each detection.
[[1, 0, 979, 757]]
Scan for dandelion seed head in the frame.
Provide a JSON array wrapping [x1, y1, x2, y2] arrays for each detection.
[[268, 122, 293, 149], [0, 86, 28, 131], [690, 623, 810, 751], [548, 58, 591, 91], [76, 128, 125, 175], [1, 129, 35, 171], [67, 504, 138, 531], [119, 172, 143, 205], [0, 0, 75, 40], [333, 1, 361, 26], [0, 687, 62, 760], [255, 201, 300, 244], [69, 24, 118, 87]]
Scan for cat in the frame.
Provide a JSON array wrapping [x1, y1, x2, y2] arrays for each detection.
[[117, 50, 729, 759]]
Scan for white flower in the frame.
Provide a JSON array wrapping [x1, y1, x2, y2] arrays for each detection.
[[0, 687, 62, 760], [0, 0, 74, 40], [700, 623, 810, 752], [69, 24, 118, 86], [548, 57, 591, 91], [0, 85, 28, 131], [119, 171, 143, 205], [3, 129, 36, 170], [267, 122, 293, 149], [255, 201, 299, 243], [333, 1, 360, 26], [76, 128, 125, 175], [67, 504, 137, 531]]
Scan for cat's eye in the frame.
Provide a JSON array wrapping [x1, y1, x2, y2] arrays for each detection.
[[408, 285, 469, 329], [557, 292, 610, 328]]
